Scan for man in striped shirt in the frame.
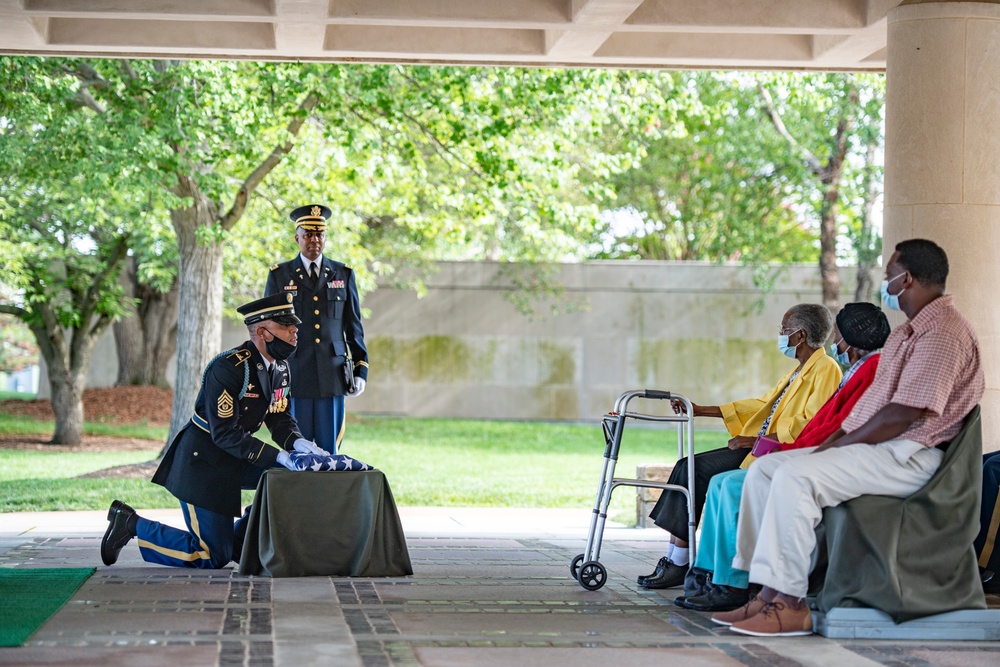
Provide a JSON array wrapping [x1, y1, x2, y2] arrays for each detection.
[[719, 239, 984, 637]]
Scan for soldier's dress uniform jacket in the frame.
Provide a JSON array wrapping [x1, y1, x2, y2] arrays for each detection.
[[264, 256, 368, 397], [152, 341, 301, 518]]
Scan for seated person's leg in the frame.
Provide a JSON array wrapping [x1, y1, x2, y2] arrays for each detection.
[[642, 447, 748, 589], [685, 469, 754, 611], [135, 502, 236, 569], [693, 469, 743, 575], [732, 448, 812, 574]]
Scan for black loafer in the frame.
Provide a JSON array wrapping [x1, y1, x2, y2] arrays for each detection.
[[683, 584, 750, 612], [642, 560, 688, 589], [637, 556, 670, 586], [674, 567, 713, 607], [101, 500, 137, 566], [683, 566, 711, 596]]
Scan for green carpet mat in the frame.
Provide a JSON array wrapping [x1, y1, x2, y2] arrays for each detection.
[[0, 567, 95, 646]]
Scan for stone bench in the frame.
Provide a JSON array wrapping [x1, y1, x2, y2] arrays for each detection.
[[635, 464, 673, 528]]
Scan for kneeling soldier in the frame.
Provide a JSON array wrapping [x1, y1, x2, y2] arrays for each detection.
[[100, 293, 327, 568]]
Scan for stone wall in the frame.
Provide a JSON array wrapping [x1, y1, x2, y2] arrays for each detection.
[[352, 260, 836, 421], [41, 260, 842, 423]]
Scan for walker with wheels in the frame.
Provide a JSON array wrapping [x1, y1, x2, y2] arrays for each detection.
[[571, 389, 697, 591]]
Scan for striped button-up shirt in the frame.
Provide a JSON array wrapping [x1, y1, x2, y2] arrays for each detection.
[[841, 295, 983, 447]]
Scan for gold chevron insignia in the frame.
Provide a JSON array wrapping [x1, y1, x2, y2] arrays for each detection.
[[217, 390, 235, 418]]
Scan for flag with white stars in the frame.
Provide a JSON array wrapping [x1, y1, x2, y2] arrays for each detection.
[[287, 451, 373, 471]]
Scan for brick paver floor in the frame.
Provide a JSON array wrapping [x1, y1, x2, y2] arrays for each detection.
[[0, 508, 998, 666]]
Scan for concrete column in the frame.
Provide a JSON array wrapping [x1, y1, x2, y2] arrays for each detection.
[[885, 0, 1000, 451]]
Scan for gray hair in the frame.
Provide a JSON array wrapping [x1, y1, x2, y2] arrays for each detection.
[[786, 303, 834, 349]]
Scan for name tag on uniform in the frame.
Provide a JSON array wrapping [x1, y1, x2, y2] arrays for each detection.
[[328, 280, 345, 289]]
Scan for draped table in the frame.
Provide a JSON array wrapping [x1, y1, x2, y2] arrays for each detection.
[[238, 469, 412, 577]]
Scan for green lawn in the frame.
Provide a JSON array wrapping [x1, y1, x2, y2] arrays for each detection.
[[0, 414, 730, 524]]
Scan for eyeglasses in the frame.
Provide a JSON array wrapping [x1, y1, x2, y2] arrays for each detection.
[[778, 327, 801, 336]]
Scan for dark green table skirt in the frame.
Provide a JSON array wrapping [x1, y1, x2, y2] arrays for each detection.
[[238, 469, 413, 578]]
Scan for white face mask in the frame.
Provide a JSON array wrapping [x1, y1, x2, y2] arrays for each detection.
[[881, 271, 907, 311]]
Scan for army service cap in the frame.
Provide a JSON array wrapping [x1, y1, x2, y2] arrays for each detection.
[[290, 204, 331, 232], [237, 293, 301, 326]]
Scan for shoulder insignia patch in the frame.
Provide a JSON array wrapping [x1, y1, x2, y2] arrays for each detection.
[[227, 349, 251, 366], [217, 390, 235, 418], [270, 263, 280, 271], [344, 265, 352, 270]]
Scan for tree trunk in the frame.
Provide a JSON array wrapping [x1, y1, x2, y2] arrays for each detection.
[[114, 257, 179, 387], [166, 177, 224, 448], [854, 142, 880, 303], [818, 190, 842, 311], [32, 312, 109, 445], [161, 91, 318, 449], [49, 364, 86, 445]]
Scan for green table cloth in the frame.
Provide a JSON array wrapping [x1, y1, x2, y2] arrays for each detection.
[[239, 469, 413, 577]]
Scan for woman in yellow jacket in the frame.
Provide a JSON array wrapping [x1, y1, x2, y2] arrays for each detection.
[[639, 303, 842, 590]]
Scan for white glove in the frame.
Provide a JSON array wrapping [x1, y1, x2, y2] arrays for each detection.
[[276, 450, 299, 471], [351, 377, 366, 397], [293, 438, 329, 456]]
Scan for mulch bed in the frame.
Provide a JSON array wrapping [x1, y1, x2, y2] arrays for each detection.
[[0, 386, 174, 425], [0, 386, 170, 478]]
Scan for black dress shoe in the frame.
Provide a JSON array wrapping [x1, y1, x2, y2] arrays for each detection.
[[642, 560, 688, 589], [683, 584, 750, 612], [101, 500, 137, 566], [673, 567, 712, 607], [637, 557, 670, 586], [981, 568, 995, 584]]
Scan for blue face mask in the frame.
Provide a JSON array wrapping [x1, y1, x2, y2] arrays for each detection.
[[830, 339, 850, 366], [880, 271, 907, 311], [778, 331, 800, 359]]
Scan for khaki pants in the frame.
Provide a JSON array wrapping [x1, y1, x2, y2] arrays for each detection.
[[732, 440, 943, 597]]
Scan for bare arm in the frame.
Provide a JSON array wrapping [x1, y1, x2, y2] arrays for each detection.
[[814, 403, 927, 452], [671, 400, 722, 418]]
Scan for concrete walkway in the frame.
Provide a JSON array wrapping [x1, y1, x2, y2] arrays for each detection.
[[1, 507, 998, 666]]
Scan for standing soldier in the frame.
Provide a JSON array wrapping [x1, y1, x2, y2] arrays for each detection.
[[265, 204, 368, 454]]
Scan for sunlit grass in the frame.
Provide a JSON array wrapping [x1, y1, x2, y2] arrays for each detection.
[[0, 414, 730, 522]]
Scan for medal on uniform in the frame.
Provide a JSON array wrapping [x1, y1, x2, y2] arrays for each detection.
[[269, 387, 288, 413]]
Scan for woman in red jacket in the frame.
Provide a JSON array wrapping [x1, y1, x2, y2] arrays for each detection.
[[676, 302, 891, 612]]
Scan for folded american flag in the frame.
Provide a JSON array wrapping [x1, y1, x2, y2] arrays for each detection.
[[287, 451, 373, 471]]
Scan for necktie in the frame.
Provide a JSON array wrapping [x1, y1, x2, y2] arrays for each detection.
[[309, 262, 318, 282], [268, 362, 278, 395]]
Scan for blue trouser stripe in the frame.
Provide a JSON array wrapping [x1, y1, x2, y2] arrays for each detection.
[[135, 502, 249, 569]]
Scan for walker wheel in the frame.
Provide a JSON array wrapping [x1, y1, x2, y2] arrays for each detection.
[[578, 561, 607, 591], [570, 554, 585, 580]]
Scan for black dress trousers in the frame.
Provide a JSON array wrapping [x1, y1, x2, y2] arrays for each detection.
[[649, 446, 750, 541]]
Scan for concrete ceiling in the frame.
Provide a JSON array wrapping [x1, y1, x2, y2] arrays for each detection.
[[0, 0, 901, 71]]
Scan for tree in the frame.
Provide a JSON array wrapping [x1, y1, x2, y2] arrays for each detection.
[[3, 58, 663, 444], [757, 72, 885, 308], [598, 72, 817, 265], [0, 58, 161, 443], [599, 72, 885, 306]]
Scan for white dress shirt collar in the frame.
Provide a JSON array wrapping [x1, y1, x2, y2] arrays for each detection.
[[299, 253, 324, 272]]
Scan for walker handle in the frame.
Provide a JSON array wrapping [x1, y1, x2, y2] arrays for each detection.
[[643, 389, 672, 400]]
